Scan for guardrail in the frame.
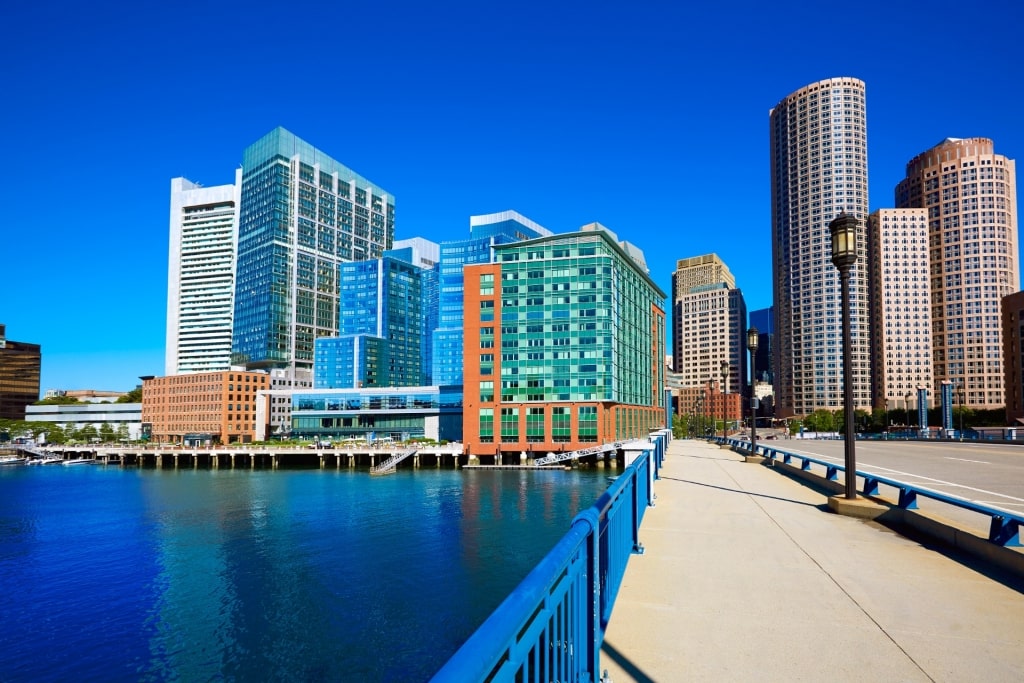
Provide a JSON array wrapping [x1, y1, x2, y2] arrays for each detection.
[[431, 434, 663, 683], [717, 436, 1022, 548]]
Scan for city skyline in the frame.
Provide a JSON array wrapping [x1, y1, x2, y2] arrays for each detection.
[[3, 1, 1021, 392]]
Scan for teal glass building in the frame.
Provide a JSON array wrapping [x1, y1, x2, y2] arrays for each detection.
[[432, 211, 551, 386], [462, 225, 667, 456], [232, 128, 395, 372]]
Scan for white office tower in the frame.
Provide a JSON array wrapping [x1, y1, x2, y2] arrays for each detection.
[[166, 171, 242, 374]]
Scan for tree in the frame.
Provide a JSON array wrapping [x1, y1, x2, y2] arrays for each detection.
[[803, 409, 836, 433], [79, 424, 99, 443], [116, 387, 143, 403], [46, 424, 67, 444], [33, 395, 83, 405], [116, 424, 129, 441], [99, 422, 115, 443]]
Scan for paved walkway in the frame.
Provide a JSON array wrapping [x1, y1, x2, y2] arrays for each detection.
[[600, 438, 1024, 682]]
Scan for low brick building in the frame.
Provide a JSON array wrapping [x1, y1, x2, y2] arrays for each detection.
[[141, 370, 269, 445]]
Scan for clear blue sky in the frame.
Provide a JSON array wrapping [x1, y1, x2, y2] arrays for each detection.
[[2, 0, 1021, 394]]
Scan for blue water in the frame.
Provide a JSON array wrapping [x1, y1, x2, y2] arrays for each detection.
[[0, 464, 611, 682]]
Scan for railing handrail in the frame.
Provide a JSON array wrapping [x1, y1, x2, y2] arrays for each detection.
[[370, 447, 417, 475], [720, 437, 1023, 547], [431, 434, 663, 682], [532, 440, 628, 466]]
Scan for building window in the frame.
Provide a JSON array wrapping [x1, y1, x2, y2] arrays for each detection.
[[578, 406, 597, 442], [527, 407, 545, 442], [552, 407, 571, 443], [501, 407, 519, 440], [479, 408, 493, 443]]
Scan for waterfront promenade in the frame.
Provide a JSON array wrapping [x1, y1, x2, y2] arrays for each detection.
[[600, 439, 1024, 682]]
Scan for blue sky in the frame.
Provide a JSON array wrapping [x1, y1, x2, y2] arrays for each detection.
[[2, 0, 1021, 393]]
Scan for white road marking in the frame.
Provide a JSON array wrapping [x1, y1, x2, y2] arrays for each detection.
[[945, 457, 990, 464]]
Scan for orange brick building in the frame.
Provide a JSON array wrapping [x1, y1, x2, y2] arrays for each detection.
[[141, 371, 269, 445], [461, 228, 667, 458]]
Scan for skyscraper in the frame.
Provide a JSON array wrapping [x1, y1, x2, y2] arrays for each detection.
[[232, 127, 395, 374], [670, 254, 747, 397], [867, 209, 933, 410], [770, 77, 871, 417], [391, 238, 440, 385], [0, 324, 41, 421], [330, 253, 426, 387], [166, 172, 241, 375], [432, 210, 551, 386], [895, 137, 1019, 409]]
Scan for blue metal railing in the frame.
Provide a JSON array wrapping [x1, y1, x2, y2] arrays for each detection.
[[432, 433, 663, 682], [718, 436, 1022, 548]]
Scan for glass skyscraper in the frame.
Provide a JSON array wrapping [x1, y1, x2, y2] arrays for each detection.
[[232, 127, 395, 373], [432, 211, 551, 386], [327, 254, 425, 387], [0, 324, 41, 421]]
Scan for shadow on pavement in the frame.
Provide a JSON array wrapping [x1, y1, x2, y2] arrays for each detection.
[[660, 475, 823, 508], [600, 640, 656, 683]]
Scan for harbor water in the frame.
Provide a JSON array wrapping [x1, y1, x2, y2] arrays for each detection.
[[0, 464, 612, 682]]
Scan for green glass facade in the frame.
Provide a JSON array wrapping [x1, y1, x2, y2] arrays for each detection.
[[464, 228, 667, 452], [232, 128, 395, 371], [492, 232, 664, 406]]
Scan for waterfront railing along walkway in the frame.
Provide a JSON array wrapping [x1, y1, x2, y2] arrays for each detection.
[[600, 438, 1024, 682]]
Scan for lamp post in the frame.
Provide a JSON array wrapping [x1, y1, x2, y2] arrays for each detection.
[[957, 384, 965, 441], [747, 326, 759, 457], [830, 211, 858, 500], [699, 396, 705, 438], [905, 392, 912, 435], [883, 397, 889, 438], [720, 360, 730, 441]]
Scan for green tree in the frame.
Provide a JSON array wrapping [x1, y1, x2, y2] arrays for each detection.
[[79, 424, 99, 442], [99, 422, 115, 443], [803, 409, 836, 432], [116, 424, 129, 441], [33, 395, 82, 405], [45, 424, 67, 444], [116, 387, 143, 403]]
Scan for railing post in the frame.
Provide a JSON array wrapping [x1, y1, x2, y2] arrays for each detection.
[[575, 507, 602, 681]]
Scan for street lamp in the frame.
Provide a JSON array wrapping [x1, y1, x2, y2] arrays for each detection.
[[720, 360, 730, 440], [830, 211, 858, 500], [957, 384, 965, 441], [700, 395, 705, 438], [747, 326, 759, 458], [883, 397, 889, 438], [905, 392, 912, 434]]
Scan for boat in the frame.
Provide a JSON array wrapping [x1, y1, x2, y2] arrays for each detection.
[[0, 456, 27, 465], [62, 458, 96, 466], [27, 455, 63, 465]]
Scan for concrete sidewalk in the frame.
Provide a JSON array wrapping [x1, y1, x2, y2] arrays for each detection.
[[600, 439, 1024, 682]]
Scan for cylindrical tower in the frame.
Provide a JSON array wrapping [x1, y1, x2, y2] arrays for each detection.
[[770, 77, 871, 417], [895, 137, 1019, 410]]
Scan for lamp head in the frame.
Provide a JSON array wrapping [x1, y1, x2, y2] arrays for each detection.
[[747, 326, 759, 352], [829, 211, 858, 270]]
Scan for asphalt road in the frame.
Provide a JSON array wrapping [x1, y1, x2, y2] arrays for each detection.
[[760, 437, 1024, 539]]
